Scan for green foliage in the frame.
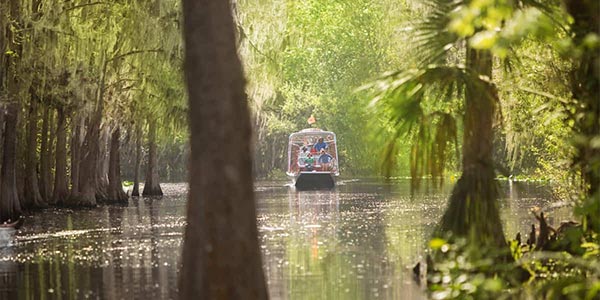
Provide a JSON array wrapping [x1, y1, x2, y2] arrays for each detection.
[[428, 236, 600, 299], [427, 237, 522, 300], [238, 0, 412, 177]]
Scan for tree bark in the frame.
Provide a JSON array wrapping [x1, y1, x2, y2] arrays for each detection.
[[132, 124, 142, 197], [45, 108, 55, 200], [70, 116, 82, 195], [95, 126, 110, 202], [23, 96, 45, 209], [142, 119, 162, 196], [52, 107, 69, 205], [0, 103, 22, 222], [0, 105, 4, 165], [437, 48, 506, 248], [179, 0, 268, 298], [39, 105, 51, 201], [106, 127, 128, 203], [65, 114, 99, 207]]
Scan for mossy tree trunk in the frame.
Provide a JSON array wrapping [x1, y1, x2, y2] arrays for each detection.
[[66, 114, 100, 207], [132, 124, 142, 197], [106, 127, 128, 204], [142, 119, 162, 196], [70, 116, 82, 195], [44, 109, 55, 201], [52, 107, 69, 205], [39, 105, 51, 201], [95, 126, 110, 202], [179, 0, 268, 298], [0, 104, 22, 222], [23, 96, 45, 209], [437, 49, 506, 248]]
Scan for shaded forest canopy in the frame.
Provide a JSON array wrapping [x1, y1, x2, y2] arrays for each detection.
[[1, 0, 592, 187]]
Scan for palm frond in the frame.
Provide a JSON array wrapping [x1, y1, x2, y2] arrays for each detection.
[[370, 63, 496, 188], [412, 0, 463, 66]]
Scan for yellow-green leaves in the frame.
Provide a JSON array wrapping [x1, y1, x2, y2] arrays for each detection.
[[448, 1, 512, 38], [430, 238, 448, 250], [470, 30, 498, 49], [446, 1, 557, 59]]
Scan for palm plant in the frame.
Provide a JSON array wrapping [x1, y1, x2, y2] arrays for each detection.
[[366, 0, 534, 247]]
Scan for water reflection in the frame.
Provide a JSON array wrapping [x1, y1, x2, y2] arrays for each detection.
[[0, 181, 574, 299], [4, 192, 184, 299], [260, 186, 426, 299]]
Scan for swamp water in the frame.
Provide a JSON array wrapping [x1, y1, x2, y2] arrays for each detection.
[[0, 180, 571, 299]]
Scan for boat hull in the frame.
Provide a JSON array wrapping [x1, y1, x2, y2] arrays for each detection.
[[294, 172, 335, 190]]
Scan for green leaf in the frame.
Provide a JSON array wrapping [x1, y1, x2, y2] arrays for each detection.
[[430, 238, 447, 250], [470, 30, 498, 49]]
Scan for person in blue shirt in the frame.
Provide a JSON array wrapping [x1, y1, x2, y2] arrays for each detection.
[[313, 137, 328, 152], [318, 149, 333, 170]]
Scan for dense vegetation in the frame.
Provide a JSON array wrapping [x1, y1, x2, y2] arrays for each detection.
[[0, 0, 184, 214], [0, 0, 597, 298]]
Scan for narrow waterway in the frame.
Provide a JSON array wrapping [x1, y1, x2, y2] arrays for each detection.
[[0, 179, 571, 299]]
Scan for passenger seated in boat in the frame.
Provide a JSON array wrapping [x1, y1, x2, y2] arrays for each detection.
[[314, 137, 328, 152], [318, 149, 333, 170], [304, 153, 315, 171], [298, 146, 309, 167]]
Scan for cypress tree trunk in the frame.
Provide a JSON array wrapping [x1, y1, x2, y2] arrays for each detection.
[[44, 109, 55, 200], [70, 116, 82, 194], [106, 127, 128, 204], [95, 126, 110, 202], [179, 0, 268, 298], [39, 105, 51, 201], [132, 124, 142, 197], [437, 49, 506, 247], [23, 96, 45, 209], [52, 107, 69, 205], [142, 119, 162, 196], [0, 105, 4, 163], [0, 103, 22, 222], [66, 114, 99, 207]]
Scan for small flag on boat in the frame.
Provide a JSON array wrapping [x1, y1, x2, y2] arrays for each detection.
[[307, 115, 316, 124]]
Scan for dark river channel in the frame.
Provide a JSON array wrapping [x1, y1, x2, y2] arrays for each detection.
[[0, 179, 571, 299]]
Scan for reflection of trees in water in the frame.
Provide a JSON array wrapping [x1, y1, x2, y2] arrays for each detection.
[[501, 181, 573, 241], [0, 248, 18, 299], [281, 188, 399, 299], [12, 197, 180, 299]]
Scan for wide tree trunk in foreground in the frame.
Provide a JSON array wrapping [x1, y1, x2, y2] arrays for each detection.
[[142, 119, 163, 196], [23, 97, 45, 208], [0, 104, 22, 222], [132, 125, 142, 197], [52, 107, 69, 205], [179, 0, 268, 298], [106, 127, 128, 204], [437, 49, 506, 248]]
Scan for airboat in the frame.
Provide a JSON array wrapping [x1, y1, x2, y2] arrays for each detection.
[[287, 128, 339, 189]]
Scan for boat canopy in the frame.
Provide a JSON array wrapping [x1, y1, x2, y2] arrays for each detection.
[[287, 128, 339, 177]]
